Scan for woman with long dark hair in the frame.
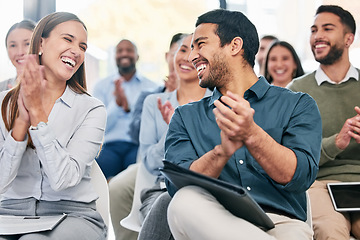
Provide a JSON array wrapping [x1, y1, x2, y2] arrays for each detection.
[[264, 41, 304, 88], [0, 12, 107, 239]]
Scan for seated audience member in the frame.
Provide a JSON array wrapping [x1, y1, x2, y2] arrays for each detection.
[[163, 9, 321, 240], [256, 35, 278, 76], [2, 19, 35, 91], [289, 5, 360, 240], [0, 12, 107, 239], [264, 40, 304, 88], [138, 33, 212, 234], [128, 33, 183, 145], [93, 39, 158, 179], [108, 33, 183, 240]]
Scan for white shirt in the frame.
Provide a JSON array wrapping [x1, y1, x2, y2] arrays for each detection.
[[315, 64, 359, 85], [0, 86, 106, 203]]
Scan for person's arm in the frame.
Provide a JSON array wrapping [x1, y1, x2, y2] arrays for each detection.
[[114, 78, 130, 112], [139, 95, 168, 176], [321, 106, 360, 165], [128, 91, 152, 144], [192, 91, 296, 184], [0, 124, 28, 193], [192, 91, 321, 189], [30, 102, 106, 191]]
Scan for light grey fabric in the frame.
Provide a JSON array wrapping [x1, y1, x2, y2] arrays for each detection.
[[0, 198, 107, 240]]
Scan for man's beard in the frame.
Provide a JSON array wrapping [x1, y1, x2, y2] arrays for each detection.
[[116, 57, 136, 74], [314, 44, 344, 65], [199, 53, 230, 90]]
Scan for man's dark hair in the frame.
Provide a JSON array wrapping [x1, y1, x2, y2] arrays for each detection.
[[316, 5, 356, 34], [196, 9, 259, 67]]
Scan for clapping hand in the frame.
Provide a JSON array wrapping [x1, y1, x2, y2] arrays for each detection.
[[114, 77, 129, 112], [157, 97, 175, 125], [18, 54, 46, 125], [213, 91, 256, 157], [336, 106, 360, 149]]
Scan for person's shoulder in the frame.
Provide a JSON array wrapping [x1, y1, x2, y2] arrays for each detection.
[[144, 91, 172, 104], [288, 71, 316, 91], [139, 85, 165, 98], [73, 90, 105, 109], [178, 93, 212, 112], [136, 73, 159, 87]]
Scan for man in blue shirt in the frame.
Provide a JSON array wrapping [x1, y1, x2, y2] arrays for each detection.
[[165, 9, 322, 240], [93, 39, 157, 179]]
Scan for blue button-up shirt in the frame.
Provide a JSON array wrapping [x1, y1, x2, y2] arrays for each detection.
[[165, 77, 322, 221], [93, 72, 158, 143]]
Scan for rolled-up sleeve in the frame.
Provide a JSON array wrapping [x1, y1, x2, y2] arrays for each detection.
[[280, 94, 322, 192]]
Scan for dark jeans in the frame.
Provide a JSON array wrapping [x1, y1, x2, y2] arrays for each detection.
[[138, 192, 174, 240], [96, 140, 138, 179]]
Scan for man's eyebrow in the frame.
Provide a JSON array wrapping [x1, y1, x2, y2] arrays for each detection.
[[311, 23, 336, 28], [194, 36, 208, 44], [322, 23, 336, 28], [191, 36, 208, 49]]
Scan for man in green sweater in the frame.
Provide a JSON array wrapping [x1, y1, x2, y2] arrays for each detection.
[[288, 5, 360, 240]]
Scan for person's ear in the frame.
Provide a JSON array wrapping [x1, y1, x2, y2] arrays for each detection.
[[345, 33, 354, 48], [230, 37, 243, 56]]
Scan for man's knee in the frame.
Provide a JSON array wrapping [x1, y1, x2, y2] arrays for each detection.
[[168, 186, 206, 222], [108, 163, 138, 200], [314, 216, 350, 240]]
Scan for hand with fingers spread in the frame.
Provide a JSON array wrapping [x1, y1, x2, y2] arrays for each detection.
[[336, 106, 360, 149], [114, 77, 130, 112], [157, 97, 175, 125]]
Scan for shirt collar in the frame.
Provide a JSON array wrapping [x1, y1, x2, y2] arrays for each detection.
[[59, 85, 76, 108], [209, 76, 270, 106], [315, 64, 358, 85]]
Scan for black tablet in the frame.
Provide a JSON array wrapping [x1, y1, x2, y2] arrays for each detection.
[[327, 182, 360, 212]]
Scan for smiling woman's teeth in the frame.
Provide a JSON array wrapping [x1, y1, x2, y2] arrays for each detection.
[[61, 57, 75, 67], [180, 64, 192, 70]]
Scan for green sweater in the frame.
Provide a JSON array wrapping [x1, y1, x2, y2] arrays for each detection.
[[289, 70, 360, 181]]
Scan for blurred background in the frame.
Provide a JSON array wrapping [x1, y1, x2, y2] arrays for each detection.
[[1, 0, 360, 92]]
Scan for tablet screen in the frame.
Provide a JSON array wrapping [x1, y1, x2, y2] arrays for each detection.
[[327, 182, 360, 211]]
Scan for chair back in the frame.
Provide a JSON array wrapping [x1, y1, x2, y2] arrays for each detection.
[[120, 162, 157, 232], [91, 161, 110, 226]]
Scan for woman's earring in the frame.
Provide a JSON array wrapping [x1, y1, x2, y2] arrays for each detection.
[[39, 51, 42, 56]]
